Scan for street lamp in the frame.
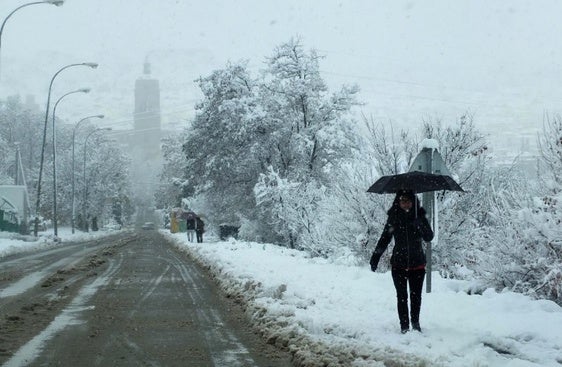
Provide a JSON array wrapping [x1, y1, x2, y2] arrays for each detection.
[[71, 114, 104, 233], [34, 62, 98, 236], [0, 1, 64, 81], [82, 127, 111, 232], [51, 87, 90, 237]]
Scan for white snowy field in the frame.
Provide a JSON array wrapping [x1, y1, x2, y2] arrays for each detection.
[[2, 229, 561, 366]]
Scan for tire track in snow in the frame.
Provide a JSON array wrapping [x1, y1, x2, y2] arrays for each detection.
[[3, 254, 124, 367], [171, 252, 258, 367]]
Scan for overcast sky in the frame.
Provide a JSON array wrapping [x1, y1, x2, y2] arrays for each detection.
[[2, 0, 561, 151]]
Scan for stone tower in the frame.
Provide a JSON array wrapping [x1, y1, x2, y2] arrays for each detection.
[[131, 61, 163, 200], [133, 61, 161, 160]]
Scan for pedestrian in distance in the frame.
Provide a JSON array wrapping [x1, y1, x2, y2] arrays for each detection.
[[185, 211, 196, 242], [369, 190, 434, 334], [195, 216, 205, 243]]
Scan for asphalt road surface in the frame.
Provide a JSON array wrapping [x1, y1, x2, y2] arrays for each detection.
[[0, 231, 292, 367]]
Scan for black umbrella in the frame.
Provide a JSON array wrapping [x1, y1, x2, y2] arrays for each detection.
[[367, 171, 463, 194], [367, 171, 464, 219], [178, 210, 197, 220]]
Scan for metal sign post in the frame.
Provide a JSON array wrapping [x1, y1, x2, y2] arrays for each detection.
[[409, 139, 450, 293]]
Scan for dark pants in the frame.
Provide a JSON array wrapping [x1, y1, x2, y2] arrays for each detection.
[[391, 268, 425, 330], [196, 230, 203, 243]]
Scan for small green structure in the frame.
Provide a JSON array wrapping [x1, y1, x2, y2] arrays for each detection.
[[0, 185, 31, 234], [0, 198, 18, 232], [169, 207, 187, 233]]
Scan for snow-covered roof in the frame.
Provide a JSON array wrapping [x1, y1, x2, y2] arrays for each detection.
[[0, 196, 17, 213], [420, 138, 440, 150], [0, 186, 30, 220]]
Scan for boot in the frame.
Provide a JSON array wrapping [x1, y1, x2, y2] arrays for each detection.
[[412, 321, 422, 332]]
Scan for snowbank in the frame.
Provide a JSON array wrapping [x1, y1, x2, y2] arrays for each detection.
[[164, 232, 562, 367], [0, 228, 124, 259]]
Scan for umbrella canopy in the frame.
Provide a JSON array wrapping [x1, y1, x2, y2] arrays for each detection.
[[367, 171, 464, 194], [178, 210, 197, 220]]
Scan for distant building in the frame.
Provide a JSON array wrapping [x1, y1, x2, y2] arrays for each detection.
[[133, 61, 162, 160], [129, 61, 163, 199], [491, 138, 542, 179], [0, 185, 30, 232], [24, 94, 40, 112]]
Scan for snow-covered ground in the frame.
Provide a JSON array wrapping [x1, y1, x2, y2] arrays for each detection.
[[162, 231, 562, 367], [2, 229, 561, 366], [0, 228, 119, 259]]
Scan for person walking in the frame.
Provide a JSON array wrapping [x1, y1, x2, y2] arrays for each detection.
[[195, 216, 205, 243], [185, 211, 196, 242], [369, 190, 434, 334]]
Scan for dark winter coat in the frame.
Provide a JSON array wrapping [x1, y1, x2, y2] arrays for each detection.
[[370, 197, 434, 271], [195, 217, 205, 233], [186, 217, 196, 230]]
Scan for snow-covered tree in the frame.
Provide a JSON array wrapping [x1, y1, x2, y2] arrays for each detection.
[[1, 97, 132, 229], [37, 123, 133, 228], [178, 39, 359, 245], [423, 115, 561, 304], [335, 114, 491, 273], [155, 132, 190, 210], [260, 37, 359, 183], [489, 116, 562, 303], [538, 115, 562, 188], [0, 96, 43, 188], [254, 167, 327, 252], [315, 119, 419, 267], [253, 38, 359, 247], [419, 114, 491, 276], [182, 61, 263, 225], [362, 117, 418, 177], [72, 129, 131, 228]]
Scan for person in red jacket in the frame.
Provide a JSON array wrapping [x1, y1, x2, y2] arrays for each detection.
[[370, 190, 434, 334]]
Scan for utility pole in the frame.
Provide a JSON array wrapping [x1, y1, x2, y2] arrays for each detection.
[[14, 143, 20, 185], [409, 138, 451, 293]]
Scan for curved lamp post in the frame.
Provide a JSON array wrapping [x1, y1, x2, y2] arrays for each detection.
[[51, 87, 90, 236], [34, 62, 98, 236], [71, 114, 104, 233], [0, 1, 64, 81], [82, 127, 111, 232]]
